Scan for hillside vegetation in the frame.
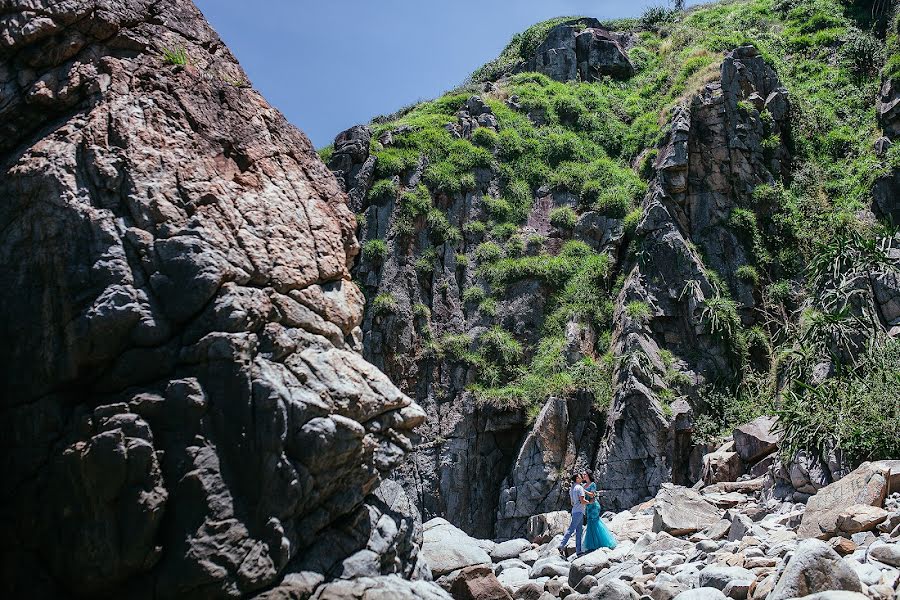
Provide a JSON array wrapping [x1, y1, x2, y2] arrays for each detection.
[[324, 0, 899, 465]]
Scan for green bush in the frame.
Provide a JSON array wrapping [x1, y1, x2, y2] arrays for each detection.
[[415, 248, 437, 273], [623, 208, 643, 236], [490, 222, 518, 240], [368, 178, 397, 201], [505, 235, 526, 257], [549, 206, 577, 229], [841, 27, 884, 76], [413, 303, 431, 319], [471, 127, 499, 148], [394, 185, 432, 234], [475, 241, 503, 263], [640, 6, 677, 31], [375, 147, 419, 177], [479, 326, 523, 366], [735, 264, 760, 286], [479, 297, 498, 316], [463, 220, 487, 234], [595, 192, 631, 218], [553, 95, 586, 123], [497, 128, 524, 159], [694, 373, 774, 442], [423, 161, 462, 195], [543, 131, 583, 166], [438, 332, 477, 363], [482, 195, 512, 220], [728, 208, 758, 237], [362, 239, 388, 262], [702, 295, 741, 341], [426, 209, 454, 243], [462, 286, 486, 304], [777, 339, 900, 463]]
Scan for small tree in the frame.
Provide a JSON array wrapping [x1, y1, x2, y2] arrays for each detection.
[[674, 0, 685, 10]]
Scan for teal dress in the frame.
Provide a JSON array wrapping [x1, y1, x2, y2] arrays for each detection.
[[583, 482, 617, 551]]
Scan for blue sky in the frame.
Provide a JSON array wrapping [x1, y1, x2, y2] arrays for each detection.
[[194, 1, 699, 148]]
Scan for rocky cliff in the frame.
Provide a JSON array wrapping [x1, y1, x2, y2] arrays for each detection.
[[326, 0, 900, 541], [0, 1, 432, 598]]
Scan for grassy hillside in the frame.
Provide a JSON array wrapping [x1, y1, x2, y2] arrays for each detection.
[[325, 0, 899, 461]]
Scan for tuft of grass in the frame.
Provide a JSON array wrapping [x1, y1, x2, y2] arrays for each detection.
[[368, 178, 398, 201], [372, 293, 397, 315], [362, 239, 388, 262], [735, 264, 760, 286], [549, 206, 577, 229], [462, 286, 487, 305], [471, 127, 499, 148], [626, 300, 651, 322], [162, 47, 188, 66]]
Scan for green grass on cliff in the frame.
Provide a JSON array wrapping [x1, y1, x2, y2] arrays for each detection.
[[342, 0, 899, 450]]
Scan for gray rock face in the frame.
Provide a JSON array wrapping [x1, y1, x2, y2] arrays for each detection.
[[768, 539, 862, 600], [878, 78, 900, 139], [328, 125, 376, 213], [495, 395, 602, 539], [335, 43, 796, 541], [595, 46, 791, 510], [520, 18, 634, 82], [0, 1, 427, 597]]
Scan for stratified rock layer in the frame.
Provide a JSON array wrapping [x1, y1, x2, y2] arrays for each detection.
[[0, 1, 426, 598]]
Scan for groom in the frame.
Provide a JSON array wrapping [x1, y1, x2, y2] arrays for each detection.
[[558, 471, 588, 557]]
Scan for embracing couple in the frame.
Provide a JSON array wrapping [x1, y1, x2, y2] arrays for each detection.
[[558, 470, 617, 558]]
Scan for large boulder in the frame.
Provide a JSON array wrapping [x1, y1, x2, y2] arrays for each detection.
[[526, 511, 572, 544], [697, 566, 755, 591], [311, 576, 453, 599], [672, 589, 728, 600], [798, 462, 889, 539], [422, 519, 492, 577], [868, 541, 900, 567], [491, 539, 533, 562], [836, 504, 889, 535], [701, 451, 744, 485], [731, 416, 779, 464], [0, 1, 428, 598], [568, 552, 611, 588], [450, 565, 513, 600], [653, 485, 722, 535], [590, 579, 640, 600], [575, 28, 635, 81], [768, 539, 862, 600]]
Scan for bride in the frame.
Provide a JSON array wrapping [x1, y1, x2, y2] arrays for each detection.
[[582, 470, 617, 552]]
